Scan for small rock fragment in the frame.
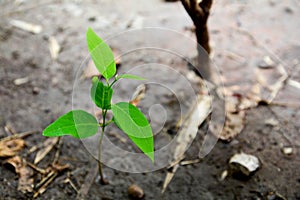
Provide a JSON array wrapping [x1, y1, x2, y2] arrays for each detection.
[[128, 184, 144, 199], [284, 7, 293, 14], [282, 147, 293, 155], [266, 191, 287, 200], [48, 36, 60, 60], [10, 19, 42, 34], [265, 118, 279, 126], [257, 56, 275, 69], [88, 16, 96, 22], [32, 87, 40, 95], [14, 77, 29, 86], [126, 15, 144, 29], [52, 78, 58, 86], [229, 152, 260, 176], [220, 170, 228, 181]]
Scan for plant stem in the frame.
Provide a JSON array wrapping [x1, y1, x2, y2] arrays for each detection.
[[98, 109, 108, 184]]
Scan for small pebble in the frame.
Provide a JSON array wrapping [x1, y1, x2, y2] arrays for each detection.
[[11, 51, 20, 60], [14, 77, 29, 86], [32, 87, 40, 95], [88, 16, 96, 22], [128, 184, 144, 199], [265, 118, 279, 126], [284, 7, 293, 14], [220, 170, 228, 181], [282, 147, 293, 155], [257, 56, 275, 69], [266, 191, 287, 200], [229, 152, 260, 176]]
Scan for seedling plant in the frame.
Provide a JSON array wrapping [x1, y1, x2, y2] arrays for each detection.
[[43, 28, 154, 183]]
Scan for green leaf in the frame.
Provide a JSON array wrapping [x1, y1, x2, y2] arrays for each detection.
[[116, 74, 145, 81], [43, 110, 98, 139], [111, 102, 154, 162], [91, 77, 113, 109], [86, 27, 116, 80]]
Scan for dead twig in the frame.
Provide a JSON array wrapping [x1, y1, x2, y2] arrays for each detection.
[[4, 123, 18, 135], [52, 137, 62, 164], [76, 160, 98, 200], [34, 171, 58, 198], [64, 176, 79, 193], [34, 137, 59, 164], [180, 158, 201, 166], [180, 0, 213, 79], [0, 130, 37, 142], [27, 162, 46, 174]]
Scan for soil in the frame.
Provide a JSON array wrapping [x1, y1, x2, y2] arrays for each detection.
[[0, 0, 300, 199]]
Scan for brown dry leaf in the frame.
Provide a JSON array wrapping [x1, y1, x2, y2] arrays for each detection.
[[0, 138, 25, 157], [219, 94, 246, 141], [5, 156, 34, 193], [34, 137, 59, 164], [51, 162, 69, 172]]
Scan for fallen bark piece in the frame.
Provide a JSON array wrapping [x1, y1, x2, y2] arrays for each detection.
[[5, 156, 34, 193], [229, 152, 260, 176], [10, 19, 42, 34], [128, 184, 144, 199], [0, 138, 25, 157]]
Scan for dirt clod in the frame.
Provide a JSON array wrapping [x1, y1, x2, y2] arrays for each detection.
[[128, 184, 144, 199]]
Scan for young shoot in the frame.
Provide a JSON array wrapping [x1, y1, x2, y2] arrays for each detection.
[[43, 27, 154, 183]]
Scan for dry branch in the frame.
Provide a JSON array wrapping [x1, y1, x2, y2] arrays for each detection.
[[180, 0, 213, 78]]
